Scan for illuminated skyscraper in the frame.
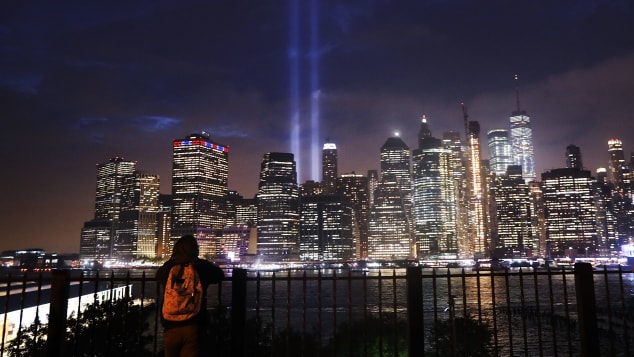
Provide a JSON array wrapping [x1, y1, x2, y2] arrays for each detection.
[[509, 78, 536, 182], [412, 116, 457, 257], [367, 175, 412, 260], [322, 140, 338, 194], [337, 173, 370, 260], [491, 166, 532, 257], [442, 131, 469, 258], [541, 168, 597, 257], [81, 157, 159, 261], [367, 169, 379, 207], [380, 135, 414, 246], [299, 195, 354, 261], [256, 152, 300, 261], [607, 138, 631, 194], [487, 129, 513, 176], [171, 132, 229, 257], [466, 121, 489, 257]]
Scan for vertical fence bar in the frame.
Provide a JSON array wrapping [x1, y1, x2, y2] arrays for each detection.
[[490, 269, 498, 356], [302, 271, 307, 357], [392, 269, 397, 357], [574, 262, 599, 357], [601, 267, 615, 355], [1, 273, 12, 357], [271, 272, 276, 357], [618, 267, 630, 355], [446, 269, 456, 357], [560, 268, 573, 355], [504, 269, 514, 357], [47, 269, 70, 357], [231, 268, 247, 357], [547, 268, 558, 357], [378, 270, 383, 357], [406, 267, 423, 357], [363, 271, 368, 357], [286, 270, 291, 357], [519, 268, 528, 356], [432, 268, 438, 356], [333, 270, 338, 357], [532, 269, 543, 357]]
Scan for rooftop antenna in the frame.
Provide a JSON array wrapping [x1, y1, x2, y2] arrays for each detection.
[[514, 74, 521, 112]]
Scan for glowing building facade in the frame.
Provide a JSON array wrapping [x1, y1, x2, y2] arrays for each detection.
[[607, 138, 631, 194], [256, 152, 300, 261], [171, 132, 229, 257], [337, 173, 370, 259], [509, 110, 536, 182], [299, 195, 354, 261], [412, 116, 457, 257], [322, 140, 338, 194], [487, 129, 513, 176], [541, 168, 597, 257], [466, 121, 489, 257]]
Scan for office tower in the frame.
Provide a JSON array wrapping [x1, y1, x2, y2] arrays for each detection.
[[81, 157, 159, 262], [412, 117, 456, 257], [541, 168, 597, 257], [156, 194, 172, 258], [220, 225, 252, 262], [235, 197, 257, 228], [116, 172, 160, 260], [442, 130, 469, 258], [509, 80, 536, 182], [322, 140, 338, 194], [528, 182, 547, 257], [367, 175, 412, 260], [380, 135, 414, 246], [299, 195, 354, 261], [607, 138, 631, 194], [81, 157, 136, 261], [94, 157, 137, 221], [595, 168, 619, 257], [171, 132, 229, 257], [256, 152, 300, 261], [465, 121, 489, 258], [487, 129, 513, 176], [367, 169, 379, 207], [491, 166, 532, 257], [300, 180, 324, 196], [566, 144, 583, 170], [337, 173, 370, 260]]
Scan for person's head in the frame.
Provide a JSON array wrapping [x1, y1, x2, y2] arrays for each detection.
[[171, 235, 199, 263]]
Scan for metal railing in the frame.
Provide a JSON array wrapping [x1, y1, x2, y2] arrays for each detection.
[[1, 263, 633, 356]]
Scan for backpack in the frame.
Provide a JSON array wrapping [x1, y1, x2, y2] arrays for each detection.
[[162, 262, 203, 322]]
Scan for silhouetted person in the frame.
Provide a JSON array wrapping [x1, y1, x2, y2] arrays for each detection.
[[157, 235, 224, 357]]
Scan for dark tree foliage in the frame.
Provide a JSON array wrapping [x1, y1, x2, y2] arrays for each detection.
[[7, 297, 154, 357]]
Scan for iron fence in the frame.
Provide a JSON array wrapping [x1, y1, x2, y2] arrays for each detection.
[[1, 263, 633, 356]]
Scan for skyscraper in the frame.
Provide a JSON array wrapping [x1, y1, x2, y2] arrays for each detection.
[[487, 129, 513, 176], [299, 195, 354, 261], [412, 117, 457, 257], [337, 172, 370, 260], [322, 139, 338, 194], [607, 138, 631, 194], [541, 168, 597, 257], [256, 152, 300, 261], [566, 144, 583, 170], [491, 166, 532, 257], [171, 132, 229, 257], [466, 121, 489, 257], [509, 78, 536, 182], [367, 175, 412, 260]]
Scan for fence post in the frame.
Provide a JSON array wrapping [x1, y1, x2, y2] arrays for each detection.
[[231, 268, 247, 357], [47, 269, 70, 357], [574, 262, 599, 357], [407, 266, 424, 356]]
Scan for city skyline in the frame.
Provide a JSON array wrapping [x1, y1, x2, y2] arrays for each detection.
[[2, 1, 634, 253]]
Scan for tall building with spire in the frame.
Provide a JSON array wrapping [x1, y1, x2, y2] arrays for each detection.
[[509, 76, 536, 182], [487, 129, 513, 176], [322, 139, 338, 194], [256, 152, 300, 261], [171, 132, 229, 257], [412, 116, 457, 257]]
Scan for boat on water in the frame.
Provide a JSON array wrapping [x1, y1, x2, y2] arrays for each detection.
[[472, 259, 507, 271]]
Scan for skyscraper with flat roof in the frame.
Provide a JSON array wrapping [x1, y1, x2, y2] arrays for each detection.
[[256, 152, 300, 261], [322, 140, 338, 194], [171, 132, 229, 257], [487, 129, 513, 176]]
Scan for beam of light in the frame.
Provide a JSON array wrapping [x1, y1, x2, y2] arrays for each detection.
[[310, 0, 320, 182], [289, 0, 301, 183]]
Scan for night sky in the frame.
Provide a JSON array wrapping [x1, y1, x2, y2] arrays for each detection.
[[1, 1, 633, 253]]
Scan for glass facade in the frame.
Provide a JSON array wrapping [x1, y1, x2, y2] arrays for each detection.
[[509, 110, 536, 182]]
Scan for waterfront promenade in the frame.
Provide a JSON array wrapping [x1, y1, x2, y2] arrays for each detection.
[[1, 263, 633, 356]]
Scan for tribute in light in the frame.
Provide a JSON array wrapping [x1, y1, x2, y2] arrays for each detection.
[[289, 0, 301, 182], [310, 0, 320, 182]]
